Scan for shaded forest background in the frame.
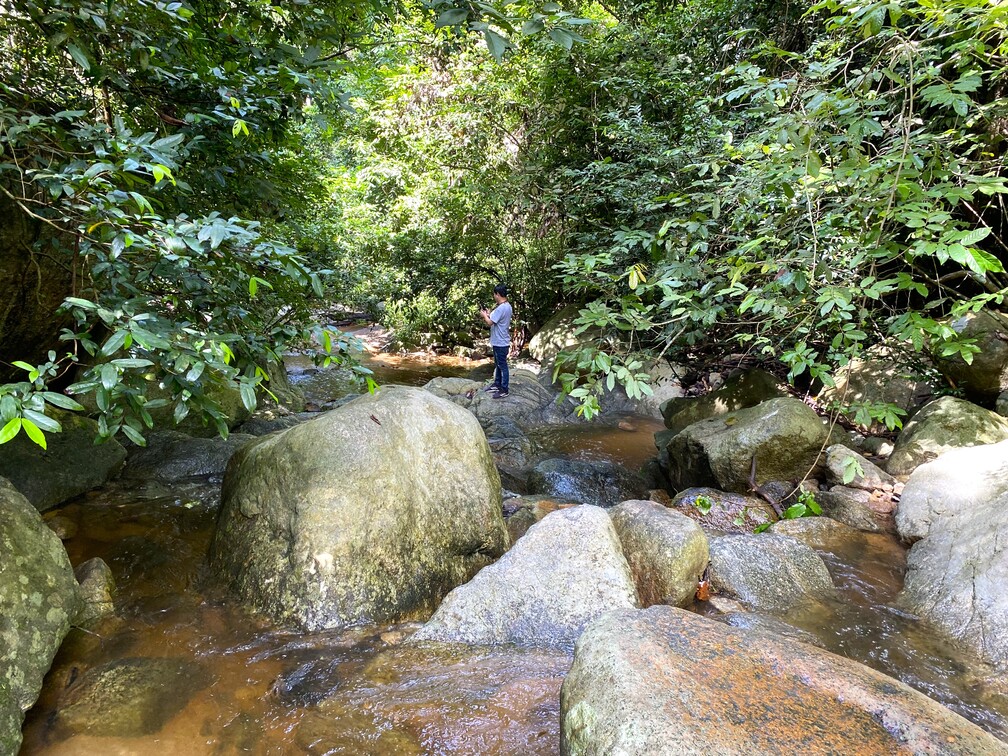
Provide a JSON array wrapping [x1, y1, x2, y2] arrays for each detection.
[[1, 0, 1006, 442]]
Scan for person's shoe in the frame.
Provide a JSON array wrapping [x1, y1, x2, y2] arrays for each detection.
[[483, 384, 501, 393], [494, 390, 509, 399]]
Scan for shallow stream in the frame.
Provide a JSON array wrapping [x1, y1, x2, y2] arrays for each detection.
[[18, 356, 1008, 754]]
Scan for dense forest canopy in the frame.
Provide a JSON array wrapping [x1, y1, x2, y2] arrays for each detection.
[[1, 0, 1006, 442]]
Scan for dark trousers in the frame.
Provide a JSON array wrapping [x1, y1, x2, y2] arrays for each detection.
[[492, 345, 509, 392]]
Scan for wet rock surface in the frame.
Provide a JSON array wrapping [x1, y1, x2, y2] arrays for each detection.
[[412, 506, 639, 650], [55, 657, 209, 736], [73, 557, 115, 626], [560, 606, 1008, 755], [122, 430, 256, 482], [670, 487, 776, 533], [527, 457, 647, 508]]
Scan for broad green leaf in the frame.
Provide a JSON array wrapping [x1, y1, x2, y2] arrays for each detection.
[[436, 8, 469, 27], [484, 29, 509, 62], [23, 409, 61, 433], [0, 417, 21, 444], [41, 392, 85, 411], [21, 418, 46, 450]]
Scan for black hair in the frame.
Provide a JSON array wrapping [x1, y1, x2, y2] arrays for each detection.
[[493, 283, 508, 298]]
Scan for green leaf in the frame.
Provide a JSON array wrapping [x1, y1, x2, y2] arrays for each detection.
[[22, 409, 61, 433], [436, 8, 469, 27], [66, 43, 91, 71], [41, 392, 85, 411], [121, 424, 147, 446], [101, 329, 129, 357], [0, 417, 22, 444], [100, 363, 118, 390], [484, 29, 509, 62], [12, 361, 35, 372], [21, 418, 46, 450], [239, 381, 257, 412]]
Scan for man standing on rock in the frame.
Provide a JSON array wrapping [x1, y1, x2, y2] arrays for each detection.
[[480, 284, 512, 398]]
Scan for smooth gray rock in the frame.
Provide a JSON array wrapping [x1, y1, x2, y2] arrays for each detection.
[[0, 413, 125, 511], [122, 430, 256, 482], [708, 533, 836, 612], [211, 386, 509, 631], [0, 478, 81, 754], [609, 500, 708, 607], [887, 396, 1008, 476], [560, 606, 1007, 755], [424, 370, 579, 429], [527, 458, 647, 508], [896, 440, 1008, 668], [412, 506, 639, 650], [661, 398, 828, 493]]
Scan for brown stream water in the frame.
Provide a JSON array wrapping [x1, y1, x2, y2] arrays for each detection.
[[18, 359, 1008, 754]]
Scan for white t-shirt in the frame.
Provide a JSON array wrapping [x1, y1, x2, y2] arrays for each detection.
[[490, 301, 512, 347]]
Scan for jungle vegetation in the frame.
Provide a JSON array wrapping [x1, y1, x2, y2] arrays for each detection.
[[1, 0, 1006, 441]]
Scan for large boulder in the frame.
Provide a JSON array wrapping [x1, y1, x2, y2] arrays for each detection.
[[887, 396, 1008, 476], [527, 458, 647, 508], [659, 368, 786, 437], [896, 440, 1008, 668], [708, 533, 836, 612], [210, 386, 510, 631], [823, 444, 896, 492], [528, 304, 593, 366], [660, 398, 828, 493], [609, 500, 708, 607], [0, 412, 126, 511], [411, 506, 639, 650], [424, 370, 578, 429], [0, 478, 81, 754], [933, 309, 1008, 404], [560, 606, 1007, 755], [817, 348, 934, 432]]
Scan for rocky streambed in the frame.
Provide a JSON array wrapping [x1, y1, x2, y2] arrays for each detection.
[[7, 337, 1008, 754]]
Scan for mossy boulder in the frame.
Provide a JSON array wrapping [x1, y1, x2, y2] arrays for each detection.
[[660, 398, 828, 494], [0, 477, 81, 754], [0, 412, 125, 511], [887, 396, 1008, 476], [659, 368, 787, 437], [210, 386, 509, 631], [933, 309, 1008, 404]]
